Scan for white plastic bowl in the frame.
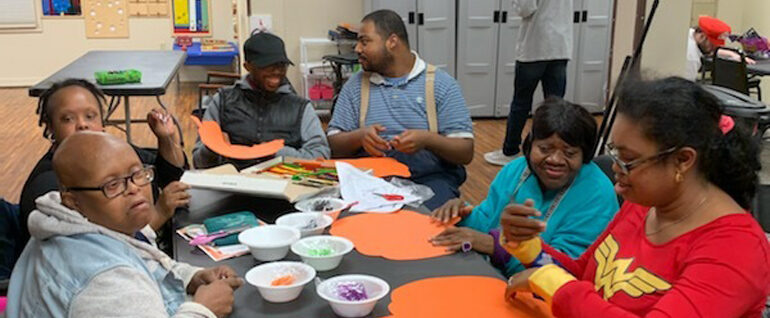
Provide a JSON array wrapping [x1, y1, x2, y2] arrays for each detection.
[[316, 274, 390, 318], [290, 235, 354, 271], [275, 212, 333, 237], [294, 197, 347, 221], [238, 225, 300, 261], [244, 261, 316, 303]]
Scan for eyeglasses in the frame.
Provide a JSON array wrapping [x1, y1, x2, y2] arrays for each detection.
[[64, 166, 155, 199], [604, 144, 677, 175]]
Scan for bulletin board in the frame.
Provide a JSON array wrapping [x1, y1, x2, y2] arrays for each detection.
[[171, 0, 211, 37], [83, 0, 128, 38]]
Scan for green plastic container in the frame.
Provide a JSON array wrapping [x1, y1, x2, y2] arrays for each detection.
[[94, 69, 142, 85]]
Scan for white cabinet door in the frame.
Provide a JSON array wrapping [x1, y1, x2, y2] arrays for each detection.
[[457, 0, 499, 117], [418, 0, 456, 76], [573, 0, 613, 113], [494, 0, 521, 117], [565, 0, 583, 103], [366, 0, 418, 50]]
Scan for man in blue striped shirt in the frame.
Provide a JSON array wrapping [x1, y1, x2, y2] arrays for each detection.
[[327, 10, 474, 209]]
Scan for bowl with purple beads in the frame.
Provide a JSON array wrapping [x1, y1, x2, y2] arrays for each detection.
[[316, 274, 390, 317]]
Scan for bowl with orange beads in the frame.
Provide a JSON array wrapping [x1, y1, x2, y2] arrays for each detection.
[[244, 261, 316, 303]]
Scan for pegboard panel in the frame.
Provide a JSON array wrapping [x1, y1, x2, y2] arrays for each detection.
[[83, 0, 129, 38]]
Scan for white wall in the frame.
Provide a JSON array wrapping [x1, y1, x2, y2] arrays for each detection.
[[250, 0, 364, 91], [716, 0, 744, 32], [640, 0, 693, 78], [0, 0, 235, 87], [609, 0, 636, 88]]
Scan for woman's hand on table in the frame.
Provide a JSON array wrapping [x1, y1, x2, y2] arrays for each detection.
[[430, 198, 473, 223], [194, 278, 240, 318], [504, 268, 537, 300], [499, 199, 546, 244], [187, 265, 243, 295], [429, 226, 494, 255]]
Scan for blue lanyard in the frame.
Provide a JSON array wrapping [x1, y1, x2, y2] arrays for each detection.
[[510, 167, 571, 222]]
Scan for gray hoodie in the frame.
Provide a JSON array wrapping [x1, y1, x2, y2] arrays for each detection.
[[6, 192, 215, 318]]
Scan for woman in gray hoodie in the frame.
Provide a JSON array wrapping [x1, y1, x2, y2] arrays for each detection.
[[7, 131, 242, 318]]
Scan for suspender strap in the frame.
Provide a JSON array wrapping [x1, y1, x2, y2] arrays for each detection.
[[359, 65, 437, 133], [359, 72, 371, 129], [425, 64, 438, 133]]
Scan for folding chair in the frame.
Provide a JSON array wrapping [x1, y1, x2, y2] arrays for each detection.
[[712, 47, 762, 100]]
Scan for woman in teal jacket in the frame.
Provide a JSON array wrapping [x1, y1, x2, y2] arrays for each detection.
[[430, 98, 618, 277]]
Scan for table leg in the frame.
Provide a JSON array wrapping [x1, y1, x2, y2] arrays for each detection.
[[155, 95, 168, 111], [105, 96, 120, 121], [124, 96, 132, 143]]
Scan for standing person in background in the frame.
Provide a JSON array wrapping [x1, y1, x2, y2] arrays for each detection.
[[485, 0, 574, 166]]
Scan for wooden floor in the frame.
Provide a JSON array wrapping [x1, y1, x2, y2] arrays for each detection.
[[0, 82, 522, 205]]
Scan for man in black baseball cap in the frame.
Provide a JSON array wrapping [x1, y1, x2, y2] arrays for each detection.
[[193, 32, 330, 169], [244, 32, 293, 67], [243, 32, 293, 92]]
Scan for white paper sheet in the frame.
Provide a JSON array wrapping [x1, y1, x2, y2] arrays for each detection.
[[336, 161, 420, 213]]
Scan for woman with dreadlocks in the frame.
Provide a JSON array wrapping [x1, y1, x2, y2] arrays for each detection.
[[17, 79, 189, 253]]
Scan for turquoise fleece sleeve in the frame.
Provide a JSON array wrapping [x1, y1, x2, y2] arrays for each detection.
[[458, 158, 527, 233]]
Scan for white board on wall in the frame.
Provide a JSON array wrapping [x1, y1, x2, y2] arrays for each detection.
[[0, 0, 40, 30]]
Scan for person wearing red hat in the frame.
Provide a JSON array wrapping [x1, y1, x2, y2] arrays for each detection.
[[685, 15, 755, 81]]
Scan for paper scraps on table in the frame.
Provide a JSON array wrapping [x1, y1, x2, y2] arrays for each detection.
[[336, 161, 419, 213]]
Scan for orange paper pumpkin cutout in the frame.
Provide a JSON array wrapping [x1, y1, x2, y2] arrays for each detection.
[[329, 210, 458, 261], [191, 116, 284, 160], [331, 157, 411, 178], [290, 157, 410, 178], [386, 276, 553, 318]]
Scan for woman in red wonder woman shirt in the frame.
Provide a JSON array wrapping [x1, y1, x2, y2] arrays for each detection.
[[501, 77, 770, 317]]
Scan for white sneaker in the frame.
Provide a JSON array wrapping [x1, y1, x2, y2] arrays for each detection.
[[484, 149, 520, 166]]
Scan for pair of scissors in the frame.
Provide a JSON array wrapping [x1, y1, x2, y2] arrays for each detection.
[[189, 225, 252, 246], [374, 193, 405, 201]]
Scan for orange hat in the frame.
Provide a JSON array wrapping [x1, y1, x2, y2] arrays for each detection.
[[698, 16, 731, 47]]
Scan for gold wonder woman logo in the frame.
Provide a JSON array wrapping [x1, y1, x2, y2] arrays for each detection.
[[594, 235, 672, 299]]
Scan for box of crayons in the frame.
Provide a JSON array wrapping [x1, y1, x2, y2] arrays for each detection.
[[242, 157, 338, 189]]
